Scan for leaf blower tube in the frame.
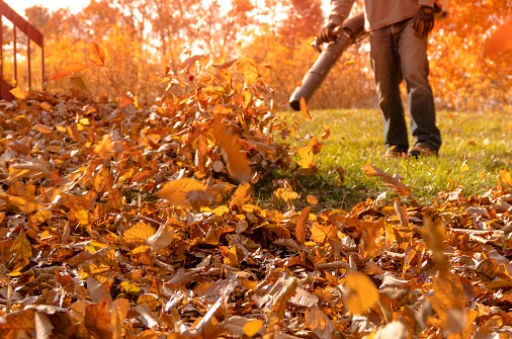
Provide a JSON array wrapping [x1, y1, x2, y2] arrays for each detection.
[[289, 13, 367, 111]]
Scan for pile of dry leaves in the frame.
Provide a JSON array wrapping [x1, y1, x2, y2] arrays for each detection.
[[1, 57, 512, 338]]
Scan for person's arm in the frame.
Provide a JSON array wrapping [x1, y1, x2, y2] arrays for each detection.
[[319, 0, 355, 43], [418, 0, 435, 7], [328, 0, 356, 26]]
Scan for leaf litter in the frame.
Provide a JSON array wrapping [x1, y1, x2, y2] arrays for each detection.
[[0, 57, 512, 338]]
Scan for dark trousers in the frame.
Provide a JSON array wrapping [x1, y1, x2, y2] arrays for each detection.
[[369, 18, 442, 152]]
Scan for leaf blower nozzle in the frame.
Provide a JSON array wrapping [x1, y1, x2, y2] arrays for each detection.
[[289, 13, 367, 111]]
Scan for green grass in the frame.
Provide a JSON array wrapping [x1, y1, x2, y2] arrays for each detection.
[[257, 109, 512, 210]]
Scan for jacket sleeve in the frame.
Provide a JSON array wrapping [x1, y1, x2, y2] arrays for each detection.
[[418, 0, 435, 7], [327, 0, 356, 26]]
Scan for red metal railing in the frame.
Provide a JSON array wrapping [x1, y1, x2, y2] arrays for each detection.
[[0, 0, 44, 100]]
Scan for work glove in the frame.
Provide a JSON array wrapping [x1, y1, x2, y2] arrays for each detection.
[[318, 23, 338, 43], [413, 5, 434, 38]]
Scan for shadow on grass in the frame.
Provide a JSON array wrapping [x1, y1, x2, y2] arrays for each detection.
[[253, 168, 380, 212]]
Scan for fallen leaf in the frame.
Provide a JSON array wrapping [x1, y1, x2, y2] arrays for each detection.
[[48, 63, 88, 81], [484, 18, 512, 55], [156, 178, 207, 208], [124, 223, 156, 244], [296, 206, 312, 243], [243, 319, 264, 337], [344, 272, 379, 315], [89, 42, 106, 66], [212, 117, 251, 182], [146, 221, 175, 251], [363, 165, 411, 196], [299, 97, 312, 120], [10, 86, 28, 99]]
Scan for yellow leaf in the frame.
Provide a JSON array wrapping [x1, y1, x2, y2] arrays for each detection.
[[94, 134, 115, 159], [124, 223, 155, 244], [297, 144, 314, 169], [10, 86, 28, 99], [89, 42, 106, 66], [156, 178, 207, 209], [299, 97, 312, 120], [344, 272, 379, 315], [243, 319, 264, 337], [120, 281, 141, 295], [131, 245, 151, 254], [237, 57, 259, 86], [9, 231, 32, 263], [344, 57, 356, 67], [212, 117, 251, 182], [310, 222, 337, 244], [28, 210, 52, 228], [212, 205, 230, 216], [223, 246, 239, 268], [80, 118, 91, 125], [273, 187, 299, 203], [71, 206, 89, 225], [500, 169, 512, 187], [229, 182, 252, 209], [48, 63, 88, 81]]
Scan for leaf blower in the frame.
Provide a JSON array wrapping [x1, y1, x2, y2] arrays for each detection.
[[288, 13, 367, 111]]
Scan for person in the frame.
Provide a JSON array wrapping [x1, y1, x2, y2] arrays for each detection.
[[319, 0, 442, 158]]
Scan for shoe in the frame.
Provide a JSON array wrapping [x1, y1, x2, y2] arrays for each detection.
[[383, 147, 407, 159], [408, 144, 438, 158]]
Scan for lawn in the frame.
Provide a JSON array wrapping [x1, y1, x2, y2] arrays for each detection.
[[261, 109, 512, 209]]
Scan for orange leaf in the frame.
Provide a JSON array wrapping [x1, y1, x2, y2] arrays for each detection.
[[500, 169, 512, 187], [344, 272, 379, 315], [363, 164, 411, 196], [89, 42, 106, 66], [229, 182, 252, 209], [306, 195, 318, 205], [310, 222, 337, 244], [484, 18, 512, 56], [296, 206, 312, 243], [321, 124, 331, 139], [47, 63, 88, 81], [10, 86, 28, 99], [212, 117, 251, 182], [299, 97, 312, 120], [124, 222, 156, 244], [119, 95, 134, 108], [156, 178, 207, 208]]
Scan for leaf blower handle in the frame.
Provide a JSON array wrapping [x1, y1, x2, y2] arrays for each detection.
[[312, 26, 345, 53]]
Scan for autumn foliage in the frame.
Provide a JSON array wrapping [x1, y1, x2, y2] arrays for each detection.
[[2, 48, 512, 337], [1, 1, 512, 338]]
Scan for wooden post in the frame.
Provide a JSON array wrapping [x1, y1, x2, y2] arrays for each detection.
[[13, 26, 17, 85], [0, 15, 3, 94], [41, 38, 44, 90], [27, 27, 31, 91]]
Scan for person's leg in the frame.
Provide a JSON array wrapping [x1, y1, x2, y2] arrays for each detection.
[[370, 26, 409, 153], [397, 18, 442, 152]]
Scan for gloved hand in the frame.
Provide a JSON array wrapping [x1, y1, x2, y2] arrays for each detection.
[[318, 23, 338, 43], [413, 5, 434, 38]]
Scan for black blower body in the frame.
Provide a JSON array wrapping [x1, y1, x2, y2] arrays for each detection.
[[289, 13, 367, 111]]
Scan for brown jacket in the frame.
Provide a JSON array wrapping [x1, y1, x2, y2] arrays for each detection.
[[328, 0, 435, 31]]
